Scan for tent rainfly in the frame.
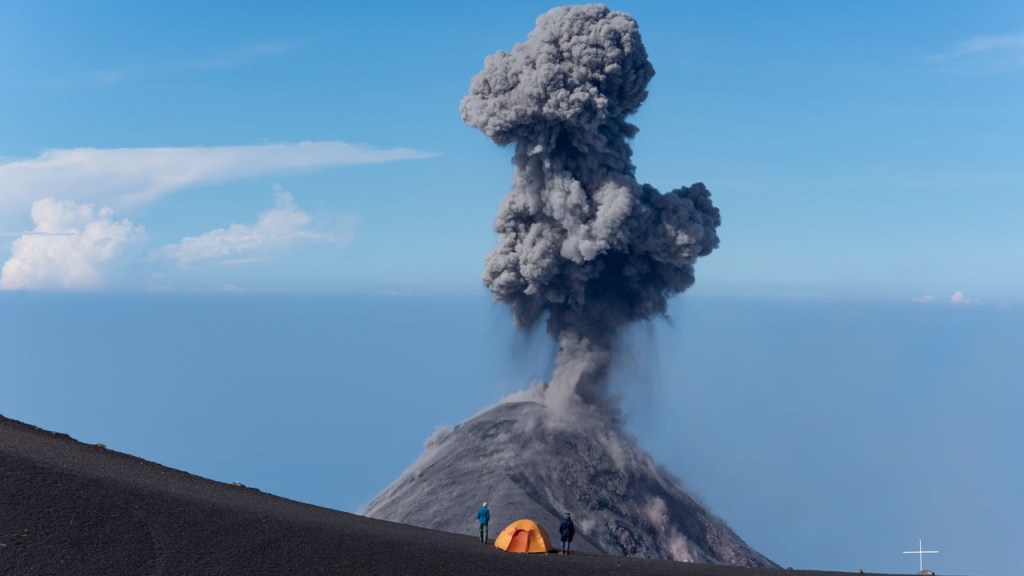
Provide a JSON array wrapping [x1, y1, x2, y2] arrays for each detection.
[[493, 519, 553, 554]]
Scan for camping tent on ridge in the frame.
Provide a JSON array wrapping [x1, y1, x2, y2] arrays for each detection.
[[493, 519, 553, 554]]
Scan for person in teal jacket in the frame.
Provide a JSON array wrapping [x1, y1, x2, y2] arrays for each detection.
[[477, 502, 490, 543]]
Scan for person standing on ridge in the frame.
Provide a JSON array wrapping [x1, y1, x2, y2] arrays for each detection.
[[477, 502, 490, 544], [559, 512, 575, 555]]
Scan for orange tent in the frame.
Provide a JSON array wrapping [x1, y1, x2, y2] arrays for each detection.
[[493, 519, 553, 554]]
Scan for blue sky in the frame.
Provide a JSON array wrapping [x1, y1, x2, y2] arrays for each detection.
[[1, 1, 1022, 575], [1, 0, 1021, 299]]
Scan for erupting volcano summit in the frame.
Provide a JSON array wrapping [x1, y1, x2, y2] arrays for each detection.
[[367, 4, 769, 567]]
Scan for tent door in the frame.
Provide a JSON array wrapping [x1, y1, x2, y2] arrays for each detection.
[[509, 529, 530, 553]]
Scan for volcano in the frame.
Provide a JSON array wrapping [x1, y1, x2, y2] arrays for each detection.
[[365, 5, 771, 568], [364, 400, 775, 567]]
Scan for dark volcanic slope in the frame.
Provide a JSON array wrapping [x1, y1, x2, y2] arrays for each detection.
[[366, 401, 772, 566], [1, 414, 885, 576]]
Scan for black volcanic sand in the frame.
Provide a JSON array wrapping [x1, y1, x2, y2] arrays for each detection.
[[1, 415, 892, 576]]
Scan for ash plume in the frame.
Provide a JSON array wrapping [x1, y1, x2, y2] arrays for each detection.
[[460, 4, 720, 412]]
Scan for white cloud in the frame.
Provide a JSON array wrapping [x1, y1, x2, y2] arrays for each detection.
[[192, 41, 298, 70], [89, 68, 127, 85], [913, 291, 981, 305], [932, 31, 1024, 60], [157, 186, 350, 266], [222, 257, 261, 266], [0, 199, 144, 290], [928, 31, 1024, 73], [950, 290, 978, 305], [0, 141, 436, 228]]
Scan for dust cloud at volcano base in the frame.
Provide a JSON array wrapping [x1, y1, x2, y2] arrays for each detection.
[[365, 4, 767, 565]]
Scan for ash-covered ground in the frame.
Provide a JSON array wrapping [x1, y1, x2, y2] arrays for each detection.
[[2, 412, 889, 576]]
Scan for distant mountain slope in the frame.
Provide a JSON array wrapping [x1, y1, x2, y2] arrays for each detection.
[[364, 401, 775, 567]]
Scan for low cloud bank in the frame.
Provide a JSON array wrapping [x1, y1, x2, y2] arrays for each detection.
[[0, 199, 143, 290]]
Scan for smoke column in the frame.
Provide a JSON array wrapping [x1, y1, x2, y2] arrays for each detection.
[[461, 4, 720, 413]]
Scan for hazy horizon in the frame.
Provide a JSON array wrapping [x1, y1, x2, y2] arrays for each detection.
[[3, 292, 1020, 576]]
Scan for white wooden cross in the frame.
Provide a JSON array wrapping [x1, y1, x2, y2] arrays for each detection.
[[903, 539, 939, 572]]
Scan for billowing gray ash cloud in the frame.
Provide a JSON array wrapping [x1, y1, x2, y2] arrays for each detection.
[[461, 3, 720, 413]]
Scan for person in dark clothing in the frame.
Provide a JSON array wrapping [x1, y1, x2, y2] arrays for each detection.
[[559, 512, 575, 555], [477, 502, 490, 544]]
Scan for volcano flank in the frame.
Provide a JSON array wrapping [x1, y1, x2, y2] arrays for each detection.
[[364, 401, 774, 567]]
